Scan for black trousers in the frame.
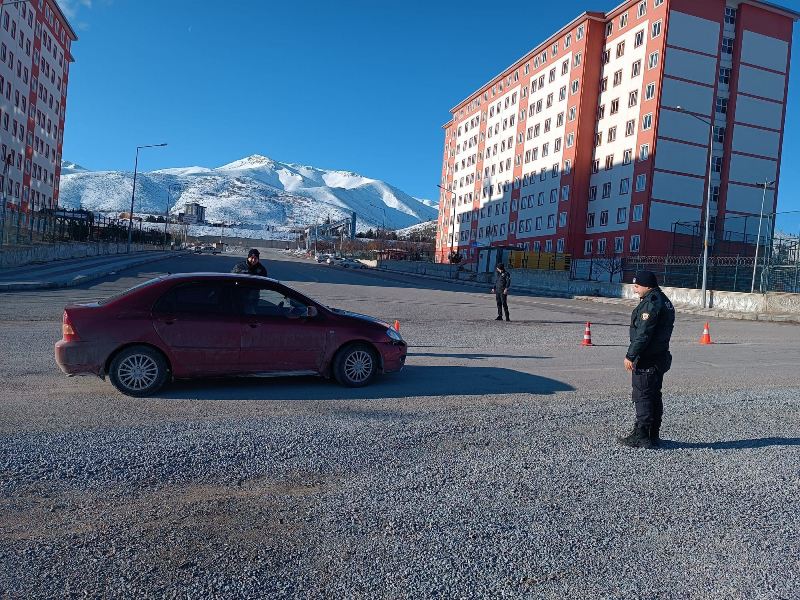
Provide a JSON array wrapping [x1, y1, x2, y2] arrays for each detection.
[[631, 353, 671, 428], [496, 293, 509, 318]]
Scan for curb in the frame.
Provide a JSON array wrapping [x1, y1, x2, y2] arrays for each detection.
[[0, 252, 183, 292]]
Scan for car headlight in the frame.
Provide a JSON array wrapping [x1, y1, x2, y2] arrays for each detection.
[[385, 328, 403, 341]]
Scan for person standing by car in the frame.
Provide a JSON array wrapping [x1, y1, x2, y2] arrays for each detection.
[[618, 270, 675, 449], [490, 263, 511, 321], [232, 248, 268, 276]]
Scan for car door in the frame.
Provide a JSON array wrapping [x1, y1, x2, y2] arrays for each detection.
[[234, 281, 327, 374], [152, 281, 241, 376]]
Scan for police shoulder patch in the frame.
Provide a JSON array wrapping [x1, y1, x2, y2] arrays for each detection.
[[641, 312, 650, 320]]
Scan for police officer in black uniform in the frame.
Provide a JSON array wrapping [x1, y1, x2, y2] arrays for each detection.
[[232, 248, 268, 276], [618, 270, 675, 449], [491, 263, 511, 321]]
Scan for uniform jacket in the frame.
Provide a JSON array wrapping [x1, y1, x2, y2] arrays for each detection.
[[494, 271, 511, 293], [626, 287, 675, 362], [232, 261, 268, 277]]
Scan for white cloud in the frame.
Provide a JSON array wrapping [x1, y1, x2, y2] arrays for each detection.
[[56, 0, 92, 20]]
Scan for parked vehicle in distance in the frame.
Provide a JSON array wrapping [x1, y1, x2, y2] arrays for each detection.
[[326, 256, 343, 265], [193, 246, 203, 254], [315, 253, 331, 263], [338, 258, 366, 269], [55, 273, 407, 397]]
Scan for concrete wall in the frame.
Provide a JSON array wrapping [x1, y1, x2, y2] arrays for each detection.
[[377, 260, 800, 315], [0, 242, 153, 269]]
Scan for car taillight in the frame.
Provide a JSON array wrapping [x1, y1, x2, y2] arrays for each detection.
[[62, 311, 79, 341]]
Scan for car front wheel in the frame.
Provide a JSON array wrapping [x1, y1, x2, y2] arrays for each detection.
[[333, 343, 377, 387], [109, 345, 169, 397]]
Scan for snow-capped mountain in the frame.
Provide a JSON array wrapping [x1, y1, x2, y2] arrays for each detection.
[[58, 155, 437, 234]]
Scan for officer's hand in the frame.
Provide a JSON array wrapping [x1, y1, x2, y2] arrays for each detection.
[[490, 288, 495, 294], [503, 289, 508, 295], [624, 357, 634, 371]]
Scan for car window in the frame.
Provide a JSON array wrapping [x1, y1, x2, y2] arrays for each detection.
[[153, 283, 230, 315], [236, 286, 307, 317], [99, 277, 163, 305]]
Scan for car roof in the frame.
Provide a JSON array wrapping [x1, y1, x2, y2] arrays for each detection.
[[159, 272, 280, 284]]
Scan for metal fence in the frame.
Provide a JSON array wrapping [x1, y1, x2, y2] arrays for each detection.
[[0, 207, 175, 248]]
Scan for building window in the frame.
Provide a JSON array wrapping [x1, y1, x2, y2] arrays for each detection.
[[651, 20, 662, 38], [600, 210, 609, 226], [623, 149, 633, 164], [608, 127, 617, 143], [611, 99, 620, 114], [589, 186, 597, 201], [557, 238, 565, 253], [620, 13, 628, 28], [635, 174, 647, 192], [598, 104, 606, 120], [559, 212, 567, 227], [615, 236, 624, 253], [546, 239, 553, 252], [715, 98, 728, 114], [536, 216, 542, 230], [725, 7, 737, 25], [719, 67, 731, 86], [629, 90, 639, 107], [605, 154, 615, 170], [571, 80, 579, 94], [592, 160, 600, 174], [711, 185, 721, 204], [613, 70, 623, 86], [714, 126, 726, 143], [626, 120, 636, 137], [648, 52, 659, 69], [550, 189, 558, 203], [630, 235, 641, 253], [598, 238, 607, 254], [585, 239, 594, 254], [640, 144, 650, 161], [642, 114, 653, 130], [565, 33, 572, 48], [606, 22, 614, 37], [645, 82, 656, 100], [574, 52, 582, 67], [617, 207, 628, 223], [568, 106, 577, 121], [577, 25, 585, 40], [634, 30, 645, 48], [633, 204, 643, 222], [620, 178, 630, 194], [712, 156, 723, 173], [587, 212, 596, 227], [547, 214, 555, 228], [722, 37, 734, 55], [637, 1, 646, 18], [562, 185, 570, 200], [602, 182, 612, 198], [564, 160, 572, 174], [632, 60, 642, 78], [600, 77, 608, 92], [616, 41, 625, 58]]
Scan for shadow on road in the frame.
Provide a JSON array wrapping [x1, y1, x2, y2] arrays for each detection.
[[409, 352, 552, 360], [160, 365, 573, 401], [661, 437, 800, 450]]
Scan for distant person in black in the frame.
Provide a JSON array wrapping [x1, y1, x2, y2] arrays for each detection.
[[491, 263, 511, 321], [232, 248, 268, 277], [618, 270, 675, 449]]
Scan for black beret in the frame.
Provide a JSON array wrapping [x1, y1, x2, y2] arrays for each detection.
[[248, 248, 260, 258], [633, 270, 658, 288]]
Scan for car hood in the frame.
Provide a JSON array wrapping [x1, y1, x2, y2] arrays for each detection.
[[328, 307, 389, 328]]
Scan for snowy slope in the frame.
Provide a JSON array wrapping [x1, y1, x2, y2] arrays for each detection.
[[59, 155, 437, 233]]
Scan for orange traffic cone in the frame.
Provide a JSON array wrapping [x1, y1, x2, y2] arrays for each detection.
[[582, 322, 593, 346], [393, 319, 400, 332], [699, 322, 713, 345]]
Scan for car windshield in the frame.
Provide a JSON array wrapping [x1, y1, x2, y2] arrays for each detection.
[[97, 277, 164, 305]]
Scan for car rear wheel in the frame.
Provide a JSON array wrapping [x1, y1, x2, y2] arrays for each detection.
[[109, 345, 169, 397], [333, 343, 377, 387]]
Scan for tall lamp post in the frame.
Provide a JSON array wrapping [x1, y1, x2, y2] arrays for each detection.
[[166, 183, 181, 249], [674, 106, 715, 308], [127, 143, 167, 253], [751, 179, 775, 293]]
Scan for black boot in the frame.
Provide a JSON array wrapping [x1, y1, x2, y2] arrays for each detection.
[[495, 315, 503, 320], [617, 424, 655, 449], [650, 424, 661, 447]]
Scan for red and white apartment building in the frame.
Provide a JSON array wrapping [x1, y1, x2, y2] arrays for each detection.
[[0, 0, 76, 228], [435, 0, 798, 264]]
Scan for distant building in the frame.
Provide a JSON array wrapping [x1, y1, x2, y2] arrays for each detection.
[[436, 0, 799, 263], [0, 0, 77, 228], [180, 202, 206, 224]]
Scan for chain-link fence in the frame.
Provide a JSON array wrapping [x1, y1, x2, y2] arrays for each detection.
[[0, 207, 175, 248]]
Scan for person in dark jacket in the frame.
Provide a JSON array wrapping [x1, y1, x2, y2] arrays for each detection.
[[491, 263, 511, 321], [232, 248, 268, 276], [618, 270, 675, 449]]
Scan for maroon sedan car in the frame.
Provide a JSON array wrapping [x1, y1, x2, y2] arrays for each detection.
[[55, 273, 407, 396]]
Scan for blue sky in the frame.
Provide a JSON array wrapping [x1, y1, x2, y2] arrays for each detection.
[[60, 0, 800, 230]]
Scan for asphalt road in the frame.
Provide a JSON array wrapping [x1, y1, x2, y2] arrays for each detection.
[[1, 250, 798, 597]]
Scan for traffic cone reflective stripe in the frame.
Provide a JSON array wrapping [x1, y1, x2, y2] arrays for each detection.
[[582, 322, 593, 346], [393, 319, 400, 332], [699, 322, 712, 345]]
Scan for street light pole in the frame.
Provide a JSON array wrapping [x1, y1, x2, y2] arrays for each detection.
[[675, 106, 714, 308], [751, 179, 775, 293], [437, 184, 457, 263], [127, 143, 167, 253]]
